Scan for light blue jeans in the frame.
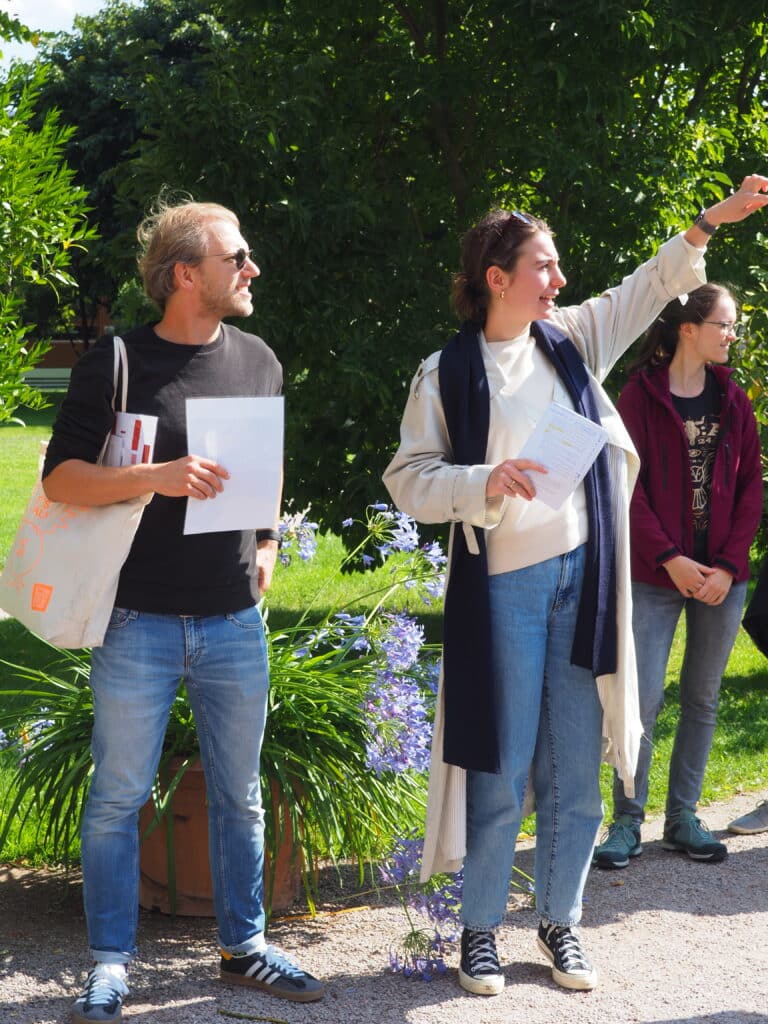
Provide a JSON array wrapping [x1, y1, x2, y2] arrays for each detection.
[[461, 545, 604, 930], [81, 604, 270, 964], [613, 580, 747, 825]]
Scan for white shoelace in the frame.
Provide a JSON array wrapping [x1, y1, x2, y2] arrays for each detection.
[[545, 926, 590, 972], [79, 964, 129, 1008], [466, 932, 500, 975]]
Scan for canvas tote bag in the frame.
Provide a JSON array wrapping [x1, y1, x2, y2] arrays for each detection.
[[0, 336, 152, 648]]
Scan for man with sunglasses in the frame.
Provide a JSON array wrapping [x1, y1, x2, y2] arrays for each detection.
[[42, 198, 325, 1023]]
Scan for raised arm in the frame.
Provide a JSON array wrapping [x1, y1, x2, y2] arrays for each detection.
[[554, 174, 768, 381], [684, 173, 768, 245]]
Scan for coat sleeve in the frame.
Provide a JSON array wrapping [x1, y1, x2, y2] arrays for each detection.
[[712, 389, 763, 575], [382, 354, 504, 527], [553, 233, 707, 383], [617, 381, 681, 567]]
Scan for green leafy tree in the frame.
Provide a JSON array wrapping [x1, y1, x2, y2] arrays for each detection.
[[0, 64, 95, 423], [29, 0, 232, 337], [26, 0, 768, 524]]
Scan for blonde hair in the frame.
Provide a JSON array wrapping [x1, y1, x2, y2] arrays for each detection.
[[137, 194, 239, 310]]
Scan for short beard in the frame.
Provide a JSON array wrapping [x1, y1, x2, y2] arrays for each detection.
[[201, 290, 253, 320]]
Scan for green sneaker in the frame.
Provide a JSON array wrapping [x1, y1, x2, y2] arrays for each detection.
[[661, 810, 727, 862], [727, 800, 768, 835], [592, 815, 642, 869]]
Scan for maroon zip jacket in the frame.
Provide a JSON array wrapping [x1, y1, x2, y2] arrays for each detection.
[[617, 363, 763, 589]]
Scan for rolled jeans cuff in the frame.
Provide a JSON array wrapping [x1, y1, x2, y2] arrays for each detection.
[[89, 948, 132, 966], [219, 932, 267, 956]]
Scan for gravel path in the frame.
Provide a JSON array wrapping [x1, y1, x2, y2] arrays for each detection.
[[1, 787, 766, 1024]]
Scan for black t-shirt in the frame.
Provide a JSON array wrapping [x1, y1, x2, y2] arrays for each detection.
[[671, 369, 720, 564], [43, 323, 283, 615]]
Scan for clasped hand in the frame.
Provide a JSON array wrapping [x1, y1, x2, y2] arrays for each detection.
[[664, 556, 733, 606]]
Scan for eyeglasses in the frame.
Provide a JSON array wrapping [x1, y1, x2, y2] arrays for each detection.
[[510, 210, 533, 225], [200, 247, 253, 270], [701, 320, 744, 339]]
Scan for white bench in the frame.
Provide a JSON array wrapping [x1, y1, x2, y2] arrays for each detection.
[[23, 368, 73, 392]]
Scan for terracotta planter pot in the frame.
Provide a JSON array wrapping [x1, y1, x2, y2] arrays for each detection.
[[139, 759, 303, 917]]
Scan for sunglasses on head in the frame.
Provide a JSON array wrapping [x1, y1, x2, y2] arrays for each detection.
[[201, 247, 253, 270], [495, 210, 533, 241]]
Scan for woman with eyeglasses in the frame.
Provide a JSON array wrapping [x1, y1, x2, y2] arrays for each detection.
[[383, 175, 768, 998], [592, 283, 762, 872]]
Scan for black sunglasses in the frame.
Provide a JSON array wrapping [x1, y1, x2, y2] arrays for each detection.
[[201, 247, 253, 270]]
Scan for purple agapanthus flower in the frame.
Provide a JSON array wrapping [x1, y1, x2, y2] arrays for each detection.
[[18, 715, 55, 766], [362, 613, 432, 775], [277, 511, 319, 565], [333, 612, 371, 652], [375, 510, 420, 560], [389, 512, 420, 553], [363, 669, 431, 775], [379, 613, 424, 673], [412, 657, 441, 696], [381, 836, 463, 981]]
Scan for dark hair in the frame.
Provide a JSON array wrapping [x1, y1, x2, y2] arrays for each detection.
[[451, 208, 551, 324], [627, 283, 735, 375]]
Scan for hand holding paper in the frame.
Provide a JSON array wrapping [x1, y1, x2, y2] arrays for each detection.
[[183, 396, 284, 534], [517, 402, 608, 510], [486, 458, 548, 501]]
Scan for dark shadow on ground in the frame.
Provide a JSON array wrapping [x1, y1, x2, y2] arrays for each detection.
[[646, 1016, 768, 1024], [510, 836, 768, 928]]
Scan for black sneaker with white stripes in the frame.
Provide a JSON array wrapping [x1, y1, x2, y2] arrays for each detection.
[[220, 946, 325, 1002], [537, 921, 598, 990], [458, 927, 504, 995]]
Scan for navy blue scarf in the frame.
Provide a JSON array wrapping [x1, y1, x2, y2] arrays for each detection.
[[438, 319, 617, 773]]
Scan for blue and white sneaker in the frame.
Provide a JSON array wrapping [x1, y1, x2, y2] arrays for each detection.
[[71, 963, 128, 1023]]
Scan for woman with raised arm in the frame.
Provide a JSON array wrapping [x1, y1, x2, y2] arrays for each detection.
[[383, 176, 768, 997], [592, 282, 762, 871]]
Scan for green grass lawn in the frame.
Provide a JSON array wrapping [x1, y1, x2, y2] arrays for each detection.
[[1, 405, 767, 864], [0, 400, 61, 572], [598, 623, 768, 822]]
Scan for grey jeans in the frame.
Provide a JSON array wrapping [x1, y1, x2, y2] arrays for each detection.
[[614, 579, 747, 824]]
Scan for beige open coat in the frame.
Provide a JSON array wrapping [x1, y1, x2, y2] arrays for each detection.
[[383, 232, 707, 880]]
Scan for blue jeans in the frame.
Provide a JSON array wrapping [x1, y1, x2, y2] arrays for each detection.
[[613, 580, 747, 824], [81, 605, 270, 964], [461, 545, 604, 930]]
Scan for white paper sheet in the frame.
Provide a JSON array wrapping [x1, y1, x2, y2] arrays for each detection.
[[183, 396, 284, 535], [518, 401, 608, 510]]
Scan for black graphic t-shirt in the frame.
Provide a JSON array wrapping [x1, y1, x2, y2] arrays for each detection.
[[671, 370, 720, 562]]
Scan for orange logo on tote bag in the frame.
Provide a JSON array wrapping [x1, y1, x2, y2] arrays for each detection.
[[30, 583, 54, 612]]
